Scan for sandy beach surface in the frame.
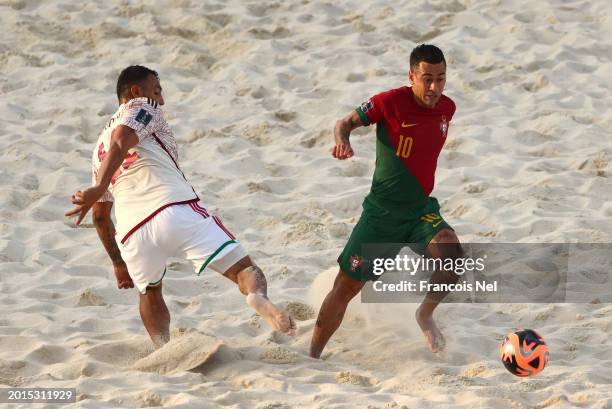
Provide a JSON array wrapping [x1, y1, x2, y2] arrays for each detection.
[[1, 0, 611, 407]]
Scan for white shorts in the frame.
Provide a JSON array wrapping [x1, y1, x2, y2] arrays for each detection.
[[119, 201, 248, 294]]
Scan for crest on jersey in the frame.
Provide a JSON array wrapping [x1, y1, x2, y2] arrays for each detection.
[[349, 255, 362, 272], [360, 99, 373, 113], [135, 109, 153, 126], [440, 115, 448, 138]]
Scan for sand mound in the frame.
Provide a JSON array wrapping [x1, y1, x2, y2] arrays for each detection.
[[131, 332, 227, 375]]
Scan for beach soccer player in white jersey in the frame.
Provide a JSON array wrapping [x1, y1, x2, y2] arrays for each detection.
[[65, 65, 295, 347]]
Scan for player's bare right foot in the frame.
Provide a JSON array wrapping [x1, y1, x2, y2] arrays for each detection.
[[246, 293, 296, 336], [416, 305, 446, 353]]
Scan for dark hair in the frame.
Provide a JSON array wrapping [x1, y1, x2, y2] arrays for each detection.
[[116, 65, 158, 101], [410, 44, 446, 70]]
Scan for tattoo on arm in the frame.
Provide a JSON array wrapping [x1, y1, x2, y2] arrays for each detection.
[[335, 111, 363, 143], [93, 203, 124, 265], [96, 219, 123, 264], [336, 120, 351, 139]]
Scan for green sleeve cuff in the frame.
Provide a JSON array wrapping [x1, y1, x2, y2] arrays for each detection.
[[355, 107, 370, 126]]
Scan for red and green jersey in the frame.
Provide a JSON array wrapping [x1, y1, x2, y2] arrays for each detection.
[[355, 86, 456, 217]]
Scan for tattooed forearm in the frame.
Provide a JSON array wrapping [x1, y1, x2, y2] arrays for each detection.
[[94, 216, 124, 265]]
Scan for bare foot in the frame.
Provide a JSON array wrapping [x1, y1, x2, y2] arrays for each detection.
[[151, 333, 170, 349], [246, 293, 296, 336], [415, 306, 446, 353]]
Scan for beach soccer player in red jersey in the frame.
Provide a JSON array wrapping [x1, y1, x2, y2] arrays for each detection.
[[66, 66, 295, 347], [310, 44, 463, 357]]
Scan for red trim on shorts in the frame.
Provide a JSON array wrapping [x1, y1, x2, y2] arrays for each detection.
[[120, 198, 199, 244], [189, 202, 209, 219], [213, 215, 236, 240], [193, 202, 209, 217]]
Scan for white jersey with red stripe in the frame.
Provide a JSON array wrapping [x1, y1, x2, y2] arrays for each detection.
[[91, 97, 198, 243]]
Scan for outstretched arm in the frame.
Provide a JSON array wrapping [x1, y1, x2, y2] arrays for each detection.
[[331, 111, 364, 160], [92, 201, 134, 289], [65, 125, 139, 225]]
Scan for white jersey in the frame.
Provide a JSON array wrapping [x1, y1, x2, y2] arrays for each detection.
[[91, 97, 198, 244]]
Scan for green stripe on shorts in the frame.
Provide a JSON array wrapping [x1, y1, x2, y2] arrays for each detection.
[[197, 240, 236, 275], [149, 268, 167, 287]]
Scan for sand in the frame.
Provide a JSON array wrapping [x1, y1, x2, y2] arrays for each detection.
[[0, 0, 611, 407]]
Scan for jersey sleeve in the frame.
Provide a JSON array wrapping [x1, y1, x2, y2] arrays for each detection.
[[355, 93, 385, 126], [92, 166, 114, 202], [116, 98, 161, 141]]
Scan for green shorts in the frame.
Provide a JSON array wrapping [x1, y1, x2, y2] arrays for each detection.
[[338, 197, 452, 281]]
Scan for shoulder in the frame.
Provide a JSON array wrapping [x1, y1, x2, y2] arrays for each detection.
[[373, 86, 406, 103], [120, 97, 165, 128], [120, 97, 162, 116], [368, 87, 407, 115]]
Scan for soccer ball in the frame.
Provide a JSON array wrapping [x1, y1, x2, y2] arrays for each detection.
[[500, 329, 549, 377]]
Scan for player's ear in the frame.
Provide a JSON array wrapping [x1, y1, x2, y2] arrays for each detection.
[[408, 69, 415, 84], [129, 84, 141, 99]]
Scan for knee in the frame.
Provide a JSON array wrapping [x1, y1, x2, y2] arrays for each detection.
[[431, 228, 460, 245], [140, 285, 163, 302], [428, 229, 463, 259], [332, 274, 363, 303]]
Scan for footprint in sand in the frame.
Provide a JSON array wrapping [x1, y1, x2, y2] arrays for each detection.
[[346, 73, 366, 82], [249, 27, 291, 39], [274, 110, 297, 122], [76, 288, 106, 306], [0, 359, 30, 387], [246, 2, 280, 18], [31, 344, 70, 364]]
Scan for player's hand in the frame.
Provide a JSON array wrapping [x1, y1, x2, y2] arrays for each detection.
[[113, 261, 134, 289], [65, 186, 105, 225], [331, 143, 354, 160]]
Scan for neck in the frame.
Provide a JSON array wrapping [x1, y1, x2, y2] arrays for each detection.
[[411, 91, 431, 109]]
